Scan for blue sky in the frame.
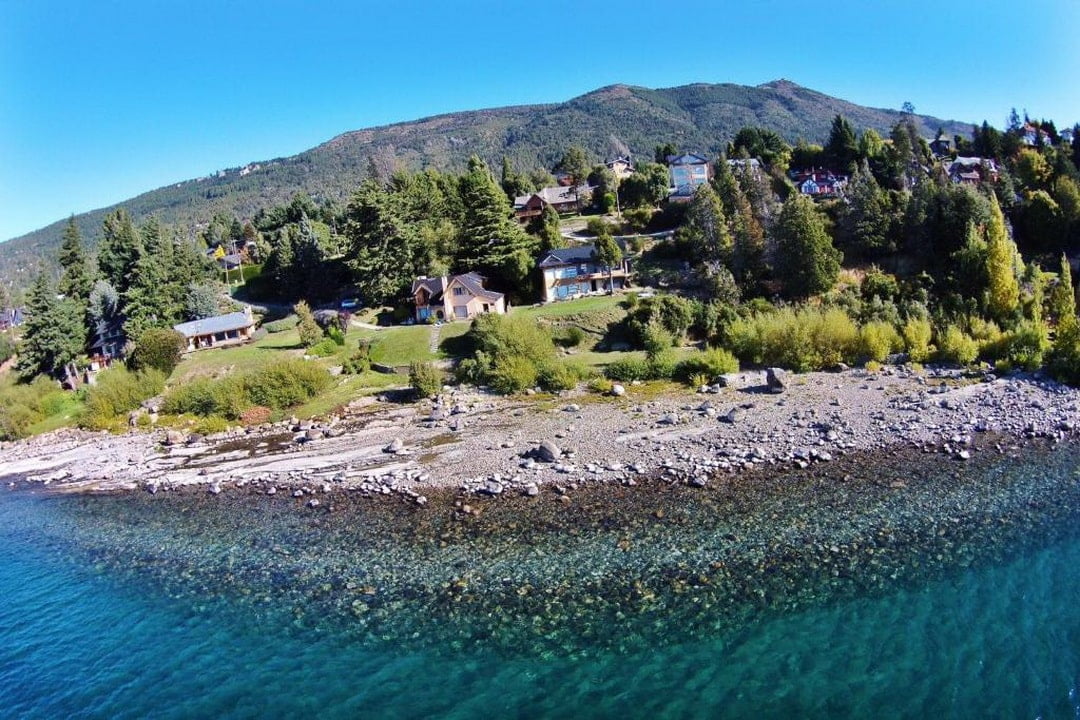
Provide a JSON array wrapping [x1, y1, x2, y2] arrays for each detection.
[[2, 0, 1078, 242]]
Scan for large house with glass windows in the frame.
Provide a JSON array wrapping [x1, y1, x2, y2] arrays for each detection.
[[538, 246, 631, 303], [411, 272, 506, 322]]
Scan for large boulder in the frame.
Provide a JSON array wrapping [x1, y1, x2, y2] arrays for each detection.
[[765, 367, 787, 393], [536, 440, 562, 463]]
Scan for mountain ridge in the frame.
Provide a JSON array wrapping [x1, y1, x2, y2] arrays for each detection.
[[1, 79, 972, 286]]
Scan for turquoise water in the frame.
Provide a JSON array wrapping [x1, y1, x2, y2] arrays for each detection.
[[2, 442, 1079, 718]]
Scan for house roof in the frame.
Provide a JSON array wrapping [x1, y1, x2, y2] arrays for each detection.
[[173, 310, 254, 338], [514, 185, 593, 209], [538, 246, 597, 267], [667, 153, 709, 166], [413, 273, 503, 304]]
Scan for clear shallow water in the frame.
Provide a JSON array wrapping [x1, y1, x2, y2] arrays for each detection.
[[2, 443, 1079, 719]]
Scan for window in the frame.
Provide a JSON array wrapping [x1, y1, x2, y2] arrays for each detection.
[[453, 287, 467, 296]]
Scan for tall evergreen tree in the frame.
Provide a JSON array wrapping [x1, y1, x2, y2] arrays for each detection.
[[839, 161, 892, 258], [824, 114, 859, 174], [97, 209, 143, 295], [346, 181, 418, 304], [677, 184, 731, 265], [774, 194, 842, 299], [714, 158, 766, 288], [122, 220, 174, 338], [16, 272, 84, 380], [57, 216, 94, 303], [455, 156, 537, 293]]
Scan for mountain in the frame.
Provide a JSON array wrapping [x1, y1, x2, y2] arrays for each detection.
[[0, 79, 971, 287]]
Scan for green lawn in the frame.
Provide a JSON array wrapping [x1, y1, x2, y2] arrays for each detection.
[[512, 294, 627, 319]]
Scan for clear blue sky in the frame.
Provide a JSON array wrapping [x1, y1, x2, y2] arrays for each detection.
[[2, 0, 1078, 242]]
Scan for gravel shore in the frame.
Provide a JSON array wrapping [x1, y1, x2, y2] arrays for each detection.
[[2, 365, 1077, 502]]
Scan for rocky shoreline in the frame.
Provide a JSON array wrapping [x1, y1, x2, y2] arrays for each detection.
[[2, 365, 1078, 506]]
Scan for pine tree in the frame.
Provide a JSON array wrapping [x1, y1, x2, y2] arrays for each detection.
[[290, 215, 327, 301], [57, 216, 94, 303], [774, 194, 842, 299], [16, 272, 84, 380], [985, 193, 1021, 324], [840, 160, 892, 258], [97, 209, 142, 295], [677, 184, 731, 265], [715, 158, 766, 288], [455, 156, 537, 293], [345, 181, 418, 305], [824, 114, 859, 174]]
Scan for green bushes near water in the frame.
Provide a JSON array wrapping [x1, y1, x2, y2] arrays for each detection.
[[0, 376, 79, 440], [81, 366, 165, 429], [455, 314, 591, 393], [727, 306, 860, 372], [162, 359, 331, 419]]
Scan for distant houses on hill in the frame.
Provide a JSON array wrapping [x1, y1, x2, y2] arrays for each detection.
[[513, 185, 594, 220], [538, 246, 631, 302]]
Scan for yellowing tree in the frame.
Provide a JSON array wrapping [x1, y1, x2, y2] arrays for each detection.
[[985, 193, 1021, 324]]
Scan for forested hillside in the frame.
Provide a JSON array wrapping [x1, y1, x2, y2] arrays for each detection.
[[0, 80, 969, 287]]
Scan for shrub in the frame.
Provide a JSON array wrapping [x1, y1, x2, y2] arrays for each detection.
[[859, 321, 902, 363], [409, 361, 443, 399], [902, 318, 934, 362], [676, 347, 739, 382], [294, 301, 322, 347], [537, 362, 580, 392], [81, 367, 165, 428], [642, 323, 675, 354], [622, 293, 639, 310], [191, 415, 230, 435], [326, 325, 346, 346], [553, 325, 587, 348], [647, 349, 679, 380], [307, 338, 339, 357], [489, 355, 539, 394], [247, 360, 332, 410], [938, 325, 979, 365], [994, 319, 1050, 371], [725, 306, 858, 372], [0, 334, 15, 364], [129, 328, 185, 375], [865, 360, 882, 373], [1049, 319, 1080, 384], [587, 377, 614, 394], [605, 357, 651, 382], [264, 315, 299, 333]]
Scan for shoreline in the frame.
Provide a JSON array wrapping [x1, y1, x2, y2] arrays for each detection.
[[2, 365, 1078, 504]]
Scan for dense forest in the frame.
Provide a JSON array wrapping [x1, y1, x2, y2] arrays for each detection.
[[0, 79, 970, 289]]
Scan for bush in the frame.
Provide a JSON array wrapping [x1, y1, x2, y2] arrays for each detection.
[[247, 360, 332, 410], [239, 406, 272, 425], [587, 377, 615, 394], [859, 321, 902, 363], [162, 375, 249, 419], [647, 349, 679, 379], [938, 325, 979, 365], [537, 362, 581, 392], [0, 377, 75, 440], [676, 347, 739, 382], [553, 325, 587, 348], [642, 323, 675, 355], [725, 306, 859, 372], [0, 334, 15, 364], [409, 361, 443, 399], [264, 315, 299, 333], [1049, 319, 1080, 384], [81, 367, 165, 428], [129, 328, 185, 375], [902, 318, 934, 362], [307, 338, 339, 357], [326, 325, 346, 346], [605, 357, 651, 382], [994, 319, 1050, 371], [489, 355, 539, 394]]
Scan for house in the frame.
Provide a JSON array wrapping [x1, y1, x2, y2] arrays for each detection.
[[513, 185, 593, 219], [411, 273, 506, 322], [727, 157, 762, 175], [0, 307, 24, 332], [1021, 123, 1053, 146], [217, 253, 243, 271], [538, 245, 631, 303], [946, 157, 999, 185], [173, 306, 257, 353], [666, 153, 710, 198], [89, 317, 125, 360], [790, 169, 848, 198], [929, 137, 953, 157], [606, 156, 635, 180]]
